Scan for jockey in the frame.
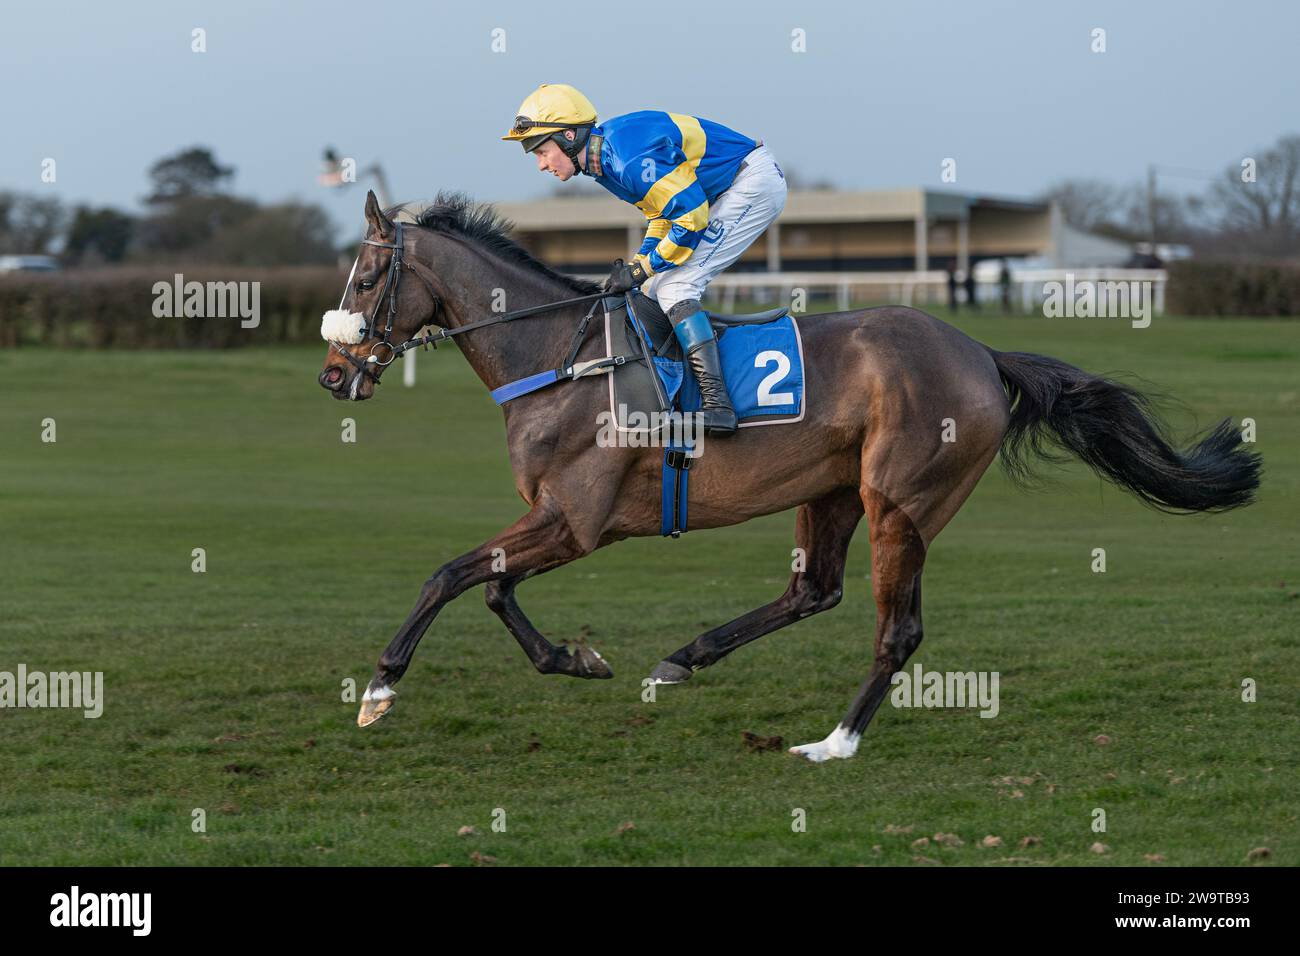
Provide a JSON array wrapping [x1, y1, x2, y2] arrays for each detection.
[[503, 83, 787, 435]]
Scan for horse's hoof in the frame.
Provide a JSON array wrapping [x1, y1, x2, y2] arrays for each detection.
[[648, 660, 692, 685], [788, 726, 860, 763], [357, 686, 396, 727], [571, 645, 614, 679]]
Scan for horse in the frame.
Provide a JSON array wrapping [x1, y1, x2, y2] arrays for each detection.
[[318, 190, 1261, 762]]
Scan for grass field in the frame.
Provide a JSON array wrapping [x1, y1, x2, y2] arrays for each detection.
[[1, 307, 1296, 866]]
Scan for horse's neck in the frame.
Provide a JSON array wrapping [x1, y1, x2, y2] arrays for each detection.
[[436, 244, 590, 394]]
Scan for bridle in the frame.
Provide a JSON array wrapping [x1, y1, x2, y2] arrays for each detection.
[[331, 221, 444, 384], [327, 220, 611, 390]]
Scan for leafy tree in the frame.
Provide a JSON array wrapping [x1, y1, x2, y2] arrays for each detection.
[[64, 206, 135, 264], [145, 147, 235, 205], [0, 191, 66, 254], [132, 194, 259, 259], [198, 202, 340, 265]]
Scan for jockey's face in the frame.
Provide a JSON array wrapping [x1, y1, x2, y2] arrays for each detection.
[[533, 135, 577, 180]]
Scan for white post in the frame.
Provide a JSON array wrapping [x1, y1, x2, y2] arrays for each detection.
[[766, 222, 782, 272], [403, 351, 416, 386]]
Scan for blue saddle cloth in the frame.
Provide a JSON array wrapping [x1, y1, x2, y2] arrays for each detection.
[[647, 311, 804, 537], [652, 314, 804, 422]]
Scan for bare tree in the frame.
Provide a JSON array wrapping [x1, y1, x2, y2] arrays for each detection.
[[1207, 134, 1300, 255], [1038, 178, 1130, 234]]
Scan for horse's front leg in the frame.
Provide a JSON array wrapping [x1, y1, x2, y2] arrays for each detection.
[[358, 499, 586, 727]]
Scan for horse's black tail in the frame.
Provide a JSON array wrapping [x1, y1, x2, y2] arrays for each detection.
[[989, 349, 1261, 513]]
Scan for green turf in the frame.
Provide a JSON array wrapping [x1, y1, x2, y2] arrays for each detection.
[[1, 307, 1296, 866]]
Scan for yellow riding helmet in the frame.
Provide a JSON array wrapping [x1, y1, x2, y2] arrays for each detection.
[[502, 84, 598, 154]]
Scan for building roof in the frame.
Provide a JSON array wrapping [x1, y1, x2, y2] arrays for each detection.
[[487, 188, 1050, 231]]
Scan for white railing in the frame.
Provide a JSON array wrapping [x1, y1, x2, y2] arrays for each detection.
[[1008, 269, 1167, 315], [575, 268, 1168, 314], [399, 267, 1169, 388]]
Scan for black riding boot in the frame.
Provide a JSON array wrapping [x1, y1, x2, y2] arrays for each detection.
[[686, 338, 738, 434], [673, 309, 737, 435]]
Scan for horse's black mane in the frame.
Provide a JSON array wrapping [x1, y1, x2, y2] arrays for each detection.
[[401, 191, 601, 295]]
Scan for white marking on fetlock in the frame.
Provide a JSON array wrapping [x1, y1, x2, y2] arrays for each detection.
[[789, 724, 860, 763], [363, 684, 395, 702]]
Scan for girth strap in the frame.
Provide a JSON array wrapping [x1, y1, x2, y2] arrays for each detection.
[[661, 444, 694, 537]]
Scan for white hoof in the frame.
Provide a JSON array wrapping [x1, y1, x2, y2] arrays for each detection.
[[789, 725, 860, 763], [357, 684, 396, 728]]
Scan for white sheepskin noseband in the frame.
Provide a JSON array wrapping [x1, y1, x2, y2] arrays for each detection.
[[322, 256, 367, 343], [321, 309, 366, 344]]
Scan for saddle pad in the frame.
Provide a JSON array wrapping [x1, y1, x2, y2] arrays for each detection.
[[666, 314, 806, 427]]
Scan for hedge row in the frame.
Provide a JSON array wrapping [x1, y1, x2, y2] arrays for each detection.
[[3, 259, 1297, 349], [0, 266, 344, 348], [1165, 259, 1300, 316]]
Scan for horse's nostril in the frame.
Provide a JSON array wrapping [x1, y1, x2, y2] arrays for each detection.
[[320, 366, 345, 388]]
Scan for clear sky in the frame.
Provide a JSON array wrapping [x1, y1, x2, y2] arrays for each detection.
[[3, 0, 1296, 235]]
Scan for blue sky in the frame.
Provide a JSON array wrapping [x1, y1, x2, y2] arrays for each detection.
[[3, 0, 1295, 235]]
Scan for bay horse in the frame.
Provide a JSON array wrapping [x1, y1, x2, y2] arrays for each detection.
[[318, 191, 1260, 762]]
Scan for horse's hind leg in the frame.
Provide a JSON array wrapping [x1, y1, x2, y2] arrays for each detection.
[[485, 573, 613, 679], [649, 487, 863, 683], [789, 490, 927, 762], [789, 361, 1007, 761]]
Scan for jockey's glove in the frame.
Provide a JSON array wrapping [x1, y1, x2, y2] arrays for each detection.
[[601, 257, 649, 294]]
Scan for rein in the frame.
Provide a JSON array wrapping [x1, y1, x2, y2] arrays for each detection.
[[330, 220, 612, 389]]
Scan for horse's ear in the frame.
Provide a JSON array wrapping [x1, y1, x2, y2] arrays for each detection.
[[364, 190, 392, 238]]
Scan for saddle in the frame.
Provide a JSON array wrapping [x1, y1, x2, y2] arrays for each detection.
[[624, 289, 791, 361], [600, 292, 807, 537]]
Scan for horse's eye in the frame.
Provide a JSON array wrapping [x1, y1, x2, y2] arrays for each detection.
[[358, 280, 376, 291]]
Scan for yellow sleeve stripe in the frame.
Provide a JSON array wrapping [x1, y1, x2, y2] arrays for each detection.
[[644, 219, 672, 241], [671, 200, 709, 234], [668, 113, 706, 168], [651, 239, 697, 267], [637, 117, 706, 220], [641, 162, 699, 219]]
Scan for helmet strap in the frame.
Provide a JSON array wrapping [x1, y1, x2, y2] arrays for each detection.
[[550, 126, 592, 174]]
